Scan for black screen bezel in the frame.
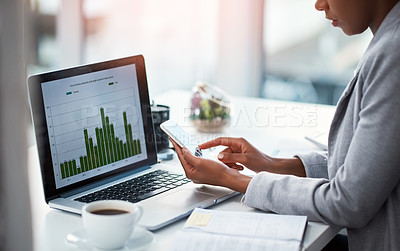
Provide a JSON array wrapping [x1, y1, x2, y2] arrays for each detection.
[[28, 55, 158, 202]]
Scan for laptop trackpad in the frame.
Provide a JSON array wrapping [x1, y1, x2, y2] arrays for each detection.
[[157, 189, 214, 208]]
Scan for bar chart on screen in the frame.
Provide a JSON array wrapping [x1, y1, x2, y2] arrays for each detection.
[[41, 64, 147, 188], [58, 107, 142, 179], [48, 88, 146, 187]]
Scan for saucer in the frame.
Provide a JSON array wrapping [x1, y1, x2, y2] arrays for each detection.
[[65, 226, 154, 250]]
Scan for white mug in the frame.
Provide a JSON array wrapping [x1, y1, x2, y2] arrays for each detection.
[[82, 200, 143, 249]]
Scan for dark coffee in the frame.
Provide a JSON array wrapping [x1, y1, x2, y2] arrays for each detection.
[[91, 209, 129, 215]]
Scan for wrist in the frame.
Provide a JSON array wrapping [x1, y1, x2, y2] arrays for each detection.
[[270, 157, 306, 177], [222, 168, 252, 194]]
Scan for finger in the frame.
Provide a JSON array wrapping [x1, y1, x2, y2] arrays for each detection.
[[170, 139, 198, 179], [170, 138, 182, 154], [225, 161, 245, 170], [170, 138, 198, 166], [217, 152, 247, 165], [217, 148, 234, 160], [170, 139, 189, 165], [228, 164, 244, 170], [219, 148, 233, 154], [181, 146, 202, 166], [198, 137, 241, 150]]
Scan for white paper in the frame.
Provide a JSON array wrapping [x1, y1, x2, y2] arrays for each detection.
[[170, 208, 307, 251], [172, 231, 301, 251]]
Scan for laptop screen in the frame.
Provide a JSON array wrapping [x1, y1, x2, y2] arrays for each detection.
[[29, 55, 157, 200], [41, 63, 148, 189]]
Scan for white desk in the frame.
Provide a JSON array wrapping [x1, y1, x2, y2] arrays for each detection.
[[29, 90, 339, 251]]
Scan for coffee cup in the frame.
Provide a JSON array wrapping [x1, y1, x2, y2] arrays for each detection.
[[82, 200, 143, 249]]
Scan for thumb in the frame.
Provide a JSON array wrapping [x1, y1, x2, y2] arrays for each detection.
[[182, 147, 200, 165], [218, 152, 246, 164]]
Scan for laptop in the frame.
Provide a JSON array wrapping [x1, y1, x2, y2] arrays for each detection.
[[28, 55, 238, 230]]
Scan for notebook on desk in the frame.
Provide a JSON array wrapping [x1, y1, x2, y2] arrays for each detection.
[[28, 55, 238, 230]]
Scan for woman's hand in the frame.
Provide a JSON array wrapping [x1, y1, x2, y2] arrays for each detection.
[[199, 137, 307, 177], [199, 137, 272, 173], [170, 139, 251, 193]]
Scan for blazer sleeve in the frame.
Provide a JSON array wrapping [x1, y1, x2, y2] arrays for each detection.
[[244, 36, 400, 228], [296, 152, 328, 179]]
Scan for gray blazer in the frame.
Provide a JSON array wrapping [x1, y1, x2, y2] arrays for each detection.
[[244, 2, 400, 250]]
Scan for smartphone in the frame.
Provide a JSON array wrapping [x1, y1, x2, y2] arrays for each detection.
[[160, 120, 202, 157]]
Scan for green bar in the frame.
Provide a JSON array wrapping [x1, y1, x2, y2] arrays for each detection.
[[72, 159, 78, 174], [99, 128, 107, 165], [84, 129, 92, 170], [128, 124, 135, 156], [66, 91, 72, 95], [66, 161, 70, 176], [68, 161, 74, 176], [113, 124, 118, 161], [64, 161, 69, 178], [121, 141, 124, 159], [119, 140, 123, 159], [71, 160, 74, 174], [89, 138, 96, 169], [123, 112, 132, 157], [106, 117, 114, 163], [108, 82, 114, 85], [71, 160, 76, 175], [60, 163, 66, 179], [79, 156, 85, 173], [100, 109, 106, 163], [119, 140, 123, 160], [124, 143, 128, 159], [94, 145, 100, 167], [114, 138, 118, 161], [133, 139, 137, 156], [119, 137, 123, 160], [110, 124, 117, 162], [95, 128, 103, 167], [101, 108, 111, 164], [115, 137, 120, 161], [84, 156, 89, 172], [137, 139, 141, 154], [119, 140, 124, 159]]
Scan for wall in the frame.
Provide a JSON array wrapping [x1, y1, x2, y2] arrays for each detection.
[[0, 0, 33, 250]]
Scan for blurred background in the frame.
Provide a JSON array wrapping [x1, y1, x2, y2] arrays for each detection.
[[0, 1, 373, 250], [28, 0, 371, 105]]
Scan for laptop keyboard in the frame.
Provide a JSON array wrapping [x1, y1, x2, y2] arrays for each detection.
[[75, 170, 191, 204]]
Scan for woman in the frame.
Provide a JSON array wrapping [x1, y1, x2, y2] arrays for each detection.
[[171, 0, 400, 250]]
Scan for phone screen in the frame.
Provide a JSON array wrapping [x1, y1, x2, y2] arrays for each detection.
[[160, 120, 202, 157]]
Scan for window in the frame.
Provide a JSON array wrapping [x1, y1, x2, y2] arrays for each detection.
[[29, 0, 373, 105], [83, 0, 219, 97], [262, 0, 372, 104]]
